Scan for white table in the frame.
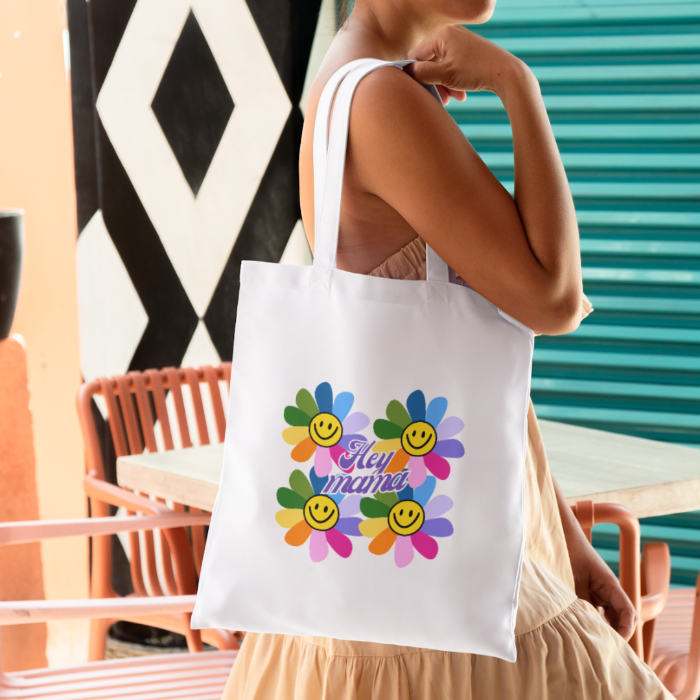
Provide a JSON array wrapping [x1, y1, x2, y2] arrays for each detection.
[[117, 420, 700, 519]]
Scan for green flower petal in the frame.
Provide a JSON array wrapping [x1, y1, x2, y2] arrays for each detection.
[[373, 419, 403, 440], [284, 406, 311, 427], [277, 487, 306, 509], [360, 497, 391, 519], [386, 400, 411, 429], [375, 491, 399, 508], [296, 388, 318, 418], [289, 469, 314, 500]]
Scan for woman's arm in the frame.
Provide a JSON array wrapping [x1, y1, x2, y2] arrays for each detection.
[[346, 26, 583, 334], [552, 475, 638, 641]]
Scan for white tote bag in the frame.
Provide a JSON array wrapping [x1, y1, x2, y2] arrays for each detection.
[[192, 59, 534, 661]]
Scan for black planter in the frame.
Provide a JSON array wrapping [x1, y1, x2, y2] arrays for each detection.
[[0, 210, 23, 341]]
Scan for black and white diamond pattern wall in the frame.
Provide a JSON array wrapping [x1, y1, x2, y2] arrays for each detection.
[[151, 10, 236, 198], [69, 0, 322, 381]]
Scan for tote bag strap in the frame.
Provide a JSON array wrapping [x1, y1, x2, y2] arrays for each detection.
[[312, 59, 450, 283], [312, 58, 374, 236]]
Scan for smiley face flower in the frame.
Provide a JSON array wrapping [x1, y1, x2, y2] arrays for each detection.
[[372, 390, 464, 488], [282, 382, 369, 477], [275, 468, 363, 562], [358, 476, 453, 568]]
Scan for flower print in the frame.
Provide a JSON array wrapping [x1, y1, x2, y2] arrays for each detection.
[[282, 382, 369, 477], [358, 476, 453, 568], [372, 390, 464, 488], [275, 468, 363, 562]]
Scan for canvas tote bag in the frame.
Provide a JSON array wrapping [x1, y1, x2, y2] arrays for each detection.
[[192, 58, 534, 661]]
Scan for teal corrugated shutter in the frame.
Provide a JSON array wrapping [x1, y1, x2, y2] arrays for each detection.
[[447, 0, 700, 584]]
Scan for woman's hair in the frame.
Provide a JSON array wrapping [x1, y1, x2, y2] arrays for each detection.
[[339, 0, 351, 25]]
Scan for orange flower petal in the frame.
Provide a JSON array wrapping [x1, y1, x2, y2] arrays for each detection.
[[291, 436, 316, 462], [285, 520, 312, 546], [369, 527, 397, 555], [385, 448, 409, 474]]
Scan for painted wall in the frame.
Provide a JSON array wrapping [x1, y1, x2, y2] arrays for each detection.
[[68, 0, 321, 385], [0, 0, 89, 667], [66, 0, 326, 596]]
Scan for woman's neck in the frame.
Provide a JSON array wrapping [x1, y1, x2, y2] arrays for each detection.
[[344, 0, 447, 60]]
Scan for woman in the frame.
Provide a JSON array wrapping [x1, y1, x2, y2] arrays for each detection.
[[223, 0, 672, 697]]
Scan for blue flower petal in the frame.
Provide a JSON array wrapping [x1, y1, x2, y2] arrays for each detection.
[[414, 476, 436, 507], [406, 390, 426, 422], [315, 382, 333, 414], [398, 483, 414, 502], [426, 397, 448, 427], [309, 466, 329, 495], [332, 391, 354, 422], [330, 492, 345, 506]]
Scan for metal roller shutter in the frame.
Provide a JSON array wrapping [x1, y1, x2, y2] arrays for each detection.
[[448, 0, 700, 584]]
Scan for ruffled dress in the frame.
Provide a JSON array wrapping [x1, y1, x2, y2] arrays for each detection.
[[222, 238, 672, 699]]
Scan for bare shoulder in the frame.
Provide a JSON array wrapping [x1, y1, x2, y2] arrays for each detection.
[[344, 65, 478, 200], [351, 65, 453, 126], [348, 66, 470, 168]]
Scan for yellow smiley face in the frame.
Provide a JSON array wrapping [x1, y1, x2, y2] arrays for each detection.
[[309, 412, 343, 447], [304, 494, 340, 531], [401, 421, 437, 456], [388, 500, 425, 536]]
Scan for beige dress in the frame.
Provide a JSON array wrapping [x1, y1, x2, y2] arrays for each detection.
[[222, 238, 672, 699]]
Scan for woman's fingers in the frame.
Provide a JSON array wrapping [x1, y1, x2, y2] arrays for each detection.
[[405, 57, 450, 87], [407, 32, 441, 63], [591, 580, 638, 641], [608, 589, 638, 642], [445, 87, 467, 102]]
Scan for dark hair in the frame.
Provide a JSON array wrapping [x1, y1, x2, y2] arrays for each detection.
[[339, 0, 352, 25]]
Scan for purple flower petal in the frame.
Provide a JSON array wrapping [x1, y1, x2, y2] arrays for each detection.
[[421, 517, 454, 538], [424, 495, 453, 520], [433, 439, 465, 459], [342, 412, 369, 435], [339, 433, 366, 451], [339, 494, 362, 517], [335, 517, 362, 537], [437, 417, 464, 440]]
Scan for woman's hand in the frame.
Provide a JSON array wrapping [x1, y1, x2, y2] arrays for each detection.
[[405, 25, 529, 104], [568, 531, 638, 641], [551, 477, 638, 641]]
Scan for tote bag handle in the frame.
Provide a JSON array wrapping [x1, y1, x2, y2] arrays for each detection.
[[312, 59, 450, 284]]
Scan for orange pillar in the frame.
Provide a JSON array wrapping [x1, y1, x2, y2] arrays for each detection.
[[0, 336, 47, 672], [0, 0, 88, 666]]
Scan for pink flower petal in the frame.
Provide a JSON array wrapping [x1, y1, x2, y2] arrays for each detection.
[[309, 529, 329, 562], [314, 446, 332, 477], [326, 528, 353, 558], [411, 531, 439, 560], [330, 444, 349, 468], [407, 457, 427, 488], [424, 495, 454, 519], [437, 416, 464, 440], [424, 452, 450, 480], [394, 535, 414, 568]]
